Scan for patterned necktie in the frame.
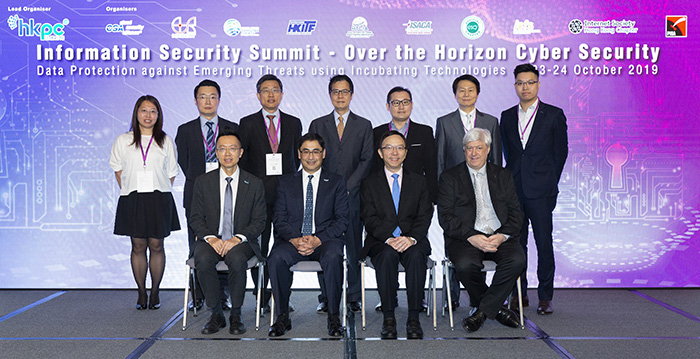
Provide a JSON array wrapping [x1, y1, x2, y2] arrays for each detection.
[[473, 172, 491, 234], [205, 121, 215, 162], [302, 175, 314, 236], [222, 177, 233, 241], [337, 115, 345, 141], [391, 173, 401, 237], [266, 115, 278, 153]]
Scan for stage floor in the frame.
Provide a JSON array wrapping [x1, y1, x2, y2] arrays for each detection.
[[1, 288, 699, 358]]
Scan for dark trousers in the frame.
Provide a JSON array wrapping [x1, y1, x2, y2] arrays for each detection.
[[369, 243, 428, 316], [269, 240, 344, 316], [194, 240, 254, 315], [518, 195, 557, 301], [448, 238, 525, 319], [186, 207, 228, 303]]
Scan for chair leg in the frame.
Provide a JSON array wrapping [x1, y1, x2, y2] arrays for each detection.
[[431, 266, 437, 330], [255, 262, 263, 331], [270, 294, 275, 327], [342, 258, 348, 330], [444, 260, 454, 330], [182, 266, 192, 331], [361, 260, 366, 330], [517, 277, 524, 329], [426, 267, 432, 318]]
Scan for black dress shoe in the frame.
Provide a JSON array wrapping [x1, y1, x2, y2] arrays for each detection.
[[508, 296, 529, 311], [201, 313, 226, 334], [406, 318, 423, 339], [148, 291, 160, 310], [317, 301, 328, 314], [268, 313, 292, 337], [380, 318, 397, 339], [537, 300, 553, 315], [327, 315, 343, 337], [495, 308, 520, 328], [348, 301, 362, 312], [136, 291, 147, 310], [443, 300, 460, 310], [462, 309, 487, 333], [229, 315, 246, 335]]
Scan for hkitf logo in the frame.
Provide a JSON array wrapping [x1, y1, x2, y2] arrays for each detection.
[[8, 14, 68, 41], [287, 20, 317, 35]]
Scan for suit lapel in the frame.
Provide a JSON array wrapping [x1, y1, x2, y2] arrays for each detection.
[[233, 171, 250, 230], [314, 170, 330, 223], [323, 112, 341, 144], [449, 110, 465, 138], [209, 169, 222, 229], [524, 102, 547, 151], [256, 110, 274, 153], [373, 171, 397, 219]]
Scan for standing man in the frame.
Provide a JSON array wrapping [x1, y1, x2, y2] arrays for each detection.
[[238, 74, 302, 309], [360, 130, 433, 339], [437, 128, 524, 333], [189, 128, 267, 335], [435, 74, 502, 310], [267, 133, 349, 337], [309, 75, 373, 313], [176, 79, 238, 310], [500, 63, 568, 315]]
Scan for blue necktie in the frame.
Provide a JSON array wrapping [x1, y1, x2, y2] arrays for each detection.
[[222, 177, 233, 240], [391, 173, 401, 237], [302, 175, 314, 236], [205, 121, 215, 162]]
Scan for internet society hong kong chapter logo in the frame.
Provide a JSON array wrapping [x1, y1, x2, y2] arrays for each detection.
[[461, 15, 484, 40], [224, 18, 259, 37]]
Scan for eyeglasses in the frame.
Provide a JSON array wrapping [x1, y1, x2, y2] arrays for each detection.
[[259, 88, 282, 95], [514, 80, 538, 87], [216, 147, 241, 153], [139, 109, 158, 116], [197, 95, 219, 101], [330, 89, 352, 96], [389, 99, 412, 107], [300, 149, 323, 155], [381, 145, 407, 152], [457, 88, 477, 95]]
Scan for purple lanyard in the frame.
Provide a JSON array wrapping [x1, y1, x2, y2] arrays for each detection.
[[201, 122, 219, 154], [388, 120, 410, 137], [518, 101, 539, 140], [140, 135, 154, 168]]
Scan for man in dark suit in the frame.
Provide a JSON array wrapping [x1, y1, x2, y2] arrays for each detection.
[[238, 74, 302, 309], [360, 130, 432, 339], [437, 128, 524, 333], [500, 63, 568, 315], [309, 75, 373, 313], [176, 79, 239, 310], [189, 129, 267, 335], [372, 86, 437, 203], [267, 133, 349, 337], [435, 74, 502, 310]]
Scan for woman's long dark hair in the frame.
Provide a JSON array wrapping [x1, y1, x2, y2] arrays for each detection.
[[129, 95, 166, 148]]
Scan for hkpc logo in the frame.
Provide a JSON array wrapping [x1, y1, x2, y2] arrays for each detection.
[[8, 14, 68, 41]]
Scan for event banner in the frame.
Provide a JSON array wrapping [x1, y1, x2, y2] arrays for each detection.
[[0, 0, 698, 289]]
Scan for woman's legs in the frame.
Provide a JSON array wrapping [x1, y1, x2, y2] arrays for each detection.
[[148, 238, 165, 307], [131, 237, 149, 308]]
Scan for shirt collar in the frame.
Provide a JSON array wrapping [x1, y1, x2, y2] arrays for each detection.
[[200, 115, 219, 128]]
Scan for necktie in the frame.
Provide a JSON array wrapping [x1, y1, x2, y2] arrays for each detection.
[[473, 172, 492, 234], [205, 121, 215, 162], [391, 173, 401, 237], [266, 115, 278, 153], [337, 115, 345, 140], [302, 175, 314, 236], [222, 177, 233, 240]]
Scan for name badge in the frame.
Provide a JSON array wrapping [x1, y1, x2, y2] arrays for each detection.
[[136, 171, 155, 193], [266, 153, 282, 176], [206, 161, 218, 173]]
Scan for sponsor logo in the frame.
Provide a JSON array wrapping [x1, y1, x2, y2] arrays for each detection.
[[461, 15, 484, 40], [346, 16, 374, 38], [223, 19, 259, 37], [8, 14, 68, 41], [568, 18, 638, 35], [287, 20, 317, 35], [105, 20, 144, 35], [403, 20, 433, 35], [513, 19, 541, 35], [666, 15, 687, 37], [171, 16, 196, 39]]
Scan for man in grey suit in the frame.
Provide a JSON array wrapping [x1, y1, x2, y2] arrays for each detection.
[[309, 75, 373, 313], [189, 128, 267, 335], [435, 74, 502, 309]]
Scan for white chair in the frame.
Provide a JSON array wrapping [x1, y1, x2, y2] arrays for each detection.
[[270, 259, 348, 329], [182, 257, 264, 331], [442, 259, 524, 330], [360, 257, 438, 330]]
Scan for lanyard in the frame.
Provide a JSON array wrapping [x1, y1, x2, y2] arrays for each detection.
[[140, 135, 154, 168], [388, 119, 410, 137], [201, 122, 219, 154], [518, 101, 539, 140]]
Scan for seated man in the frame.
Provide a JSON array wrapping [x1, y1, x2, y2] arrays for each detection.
[[267, 132, 349, 337], [360, 130, 433, 340], [437, 128, 525, 332], [189, 129, 267, 335]]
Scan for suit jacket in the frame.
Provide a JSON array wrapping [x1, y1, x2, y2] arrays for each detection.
[[359, 170, 432, 259], [435, 109, 502, 175], [272, 169, 349, 245], [308, 111, 374, 197], [188, 168, 267, 260], [372, 121, 438, 203], [437, 162, 523, 250], [175, 117, 238, 211], [238, 110, 302, 206], [499, 101, 568, 199]]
